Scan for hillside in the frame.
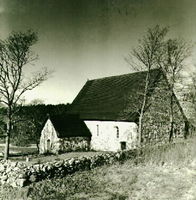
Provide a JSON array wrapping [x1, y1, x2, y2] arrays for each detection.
[[0, 137, 196, 200]]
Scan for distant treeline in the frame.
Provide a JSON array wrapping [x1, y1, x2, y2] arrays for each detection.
[[0, 104, 70, 149]]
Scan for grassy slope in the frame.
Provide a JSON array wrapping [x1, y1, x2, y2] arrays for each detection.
[[1, 138, 196, 200]]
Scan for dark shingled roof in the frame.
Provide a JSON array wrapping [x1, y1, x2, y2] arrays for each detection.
[[69, 68, 162, 122], [49, 114, 91, 138]]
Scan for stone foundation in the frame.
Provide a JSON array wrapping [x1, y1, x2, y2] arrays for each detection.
[[40, 137, 90, 154], [59, 137, 90, 153]]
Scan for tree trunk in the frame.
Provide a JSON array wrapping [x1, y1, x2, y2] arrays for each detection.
[[36, 142, 40, 153], [176, 103, 189, 139], [4, 109, 12, 160], [138, 113, 143, 146], [138, 71, 150, 147], [184, 120, 189, 139], [169, 93, 174, 142]]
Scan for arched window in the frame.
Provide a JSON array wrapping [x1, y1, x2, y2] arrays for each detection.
[[47, 139, 50, 151], [114, 126, 119, 138]]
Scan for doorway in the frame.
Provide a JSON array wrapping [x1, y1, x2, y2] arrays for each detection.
[[120, 142, 126, 150]]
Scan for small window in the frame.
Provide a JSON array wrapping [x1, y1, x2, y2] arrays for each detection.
[[120, 142, 126, 150], [114, 126, 119, 138], [96, 125, 99, 136]]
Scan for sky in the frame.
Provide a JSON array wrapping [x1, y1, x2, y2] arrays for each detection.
[[0, 0, 196, 104]]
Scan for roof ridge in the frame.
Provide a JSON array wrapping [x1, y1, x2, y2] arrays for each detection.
[[88, 68, 160, 82]]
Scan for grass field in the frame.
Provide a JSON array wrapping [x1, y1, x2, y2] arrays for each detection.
[[0, 144, 37, 159], [0, 144, 106, 164], [0, 137, 196, 200]]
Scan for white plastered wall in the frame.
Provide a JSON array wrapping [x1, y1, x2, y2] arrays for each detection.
[[84, 120, 138, 151], [39, 119, 60, 154]]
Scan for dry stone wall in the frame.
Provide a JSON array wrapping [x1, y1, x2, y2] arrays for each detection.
[[0, 150, 137, 187]]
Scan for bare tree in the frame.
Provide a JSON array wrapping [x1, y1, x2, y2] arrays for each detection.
[[125, 25, 168, 146], [157, 38, 191, 141], [0, 30, 49, 160]]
